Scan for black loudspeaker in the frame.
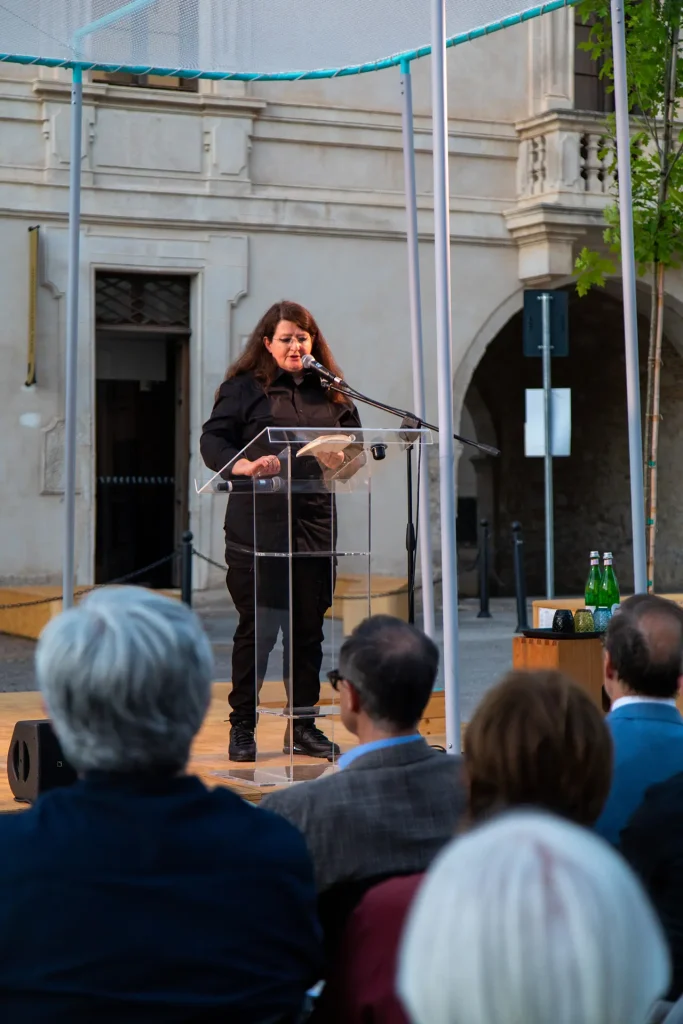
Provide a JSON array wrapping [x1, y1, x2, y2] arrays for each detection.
[[7, 720, 77, 803]]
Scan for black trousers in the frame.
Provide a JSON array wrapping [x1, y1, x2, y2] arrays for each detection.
[[226, 557, 334, 729]]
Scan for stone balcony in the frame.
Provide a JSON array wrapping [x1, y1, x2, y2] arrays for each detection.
[[505, 110, 614, 285]]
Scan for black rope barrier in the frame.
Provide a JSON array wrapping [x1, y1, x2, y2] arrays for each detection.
[[0, 532, 504, 614], [0, 551, 180, 611]]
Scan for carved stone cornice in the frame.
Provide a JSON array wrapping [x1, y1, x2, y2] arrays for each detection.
[[505, 203, 604, 285]]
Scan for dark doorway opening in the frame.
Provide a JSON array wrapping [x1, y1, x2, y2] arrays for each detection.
[[95, 273, 191, 589]]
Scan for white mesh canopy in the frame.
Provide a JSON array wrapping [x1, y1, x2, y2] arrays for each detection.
[[0, 0, 576, 77]]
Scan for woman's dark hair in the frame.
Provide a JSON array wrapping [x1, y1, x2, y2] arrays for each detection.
[[464, 670, 612, 828], [222, 300, 348, 403]]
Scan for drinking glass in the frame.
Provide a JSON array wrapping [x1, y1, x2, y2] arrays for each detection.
[[593, 607, 612, 633], [574, 609, 595, 633], [552, 609, 575, 633]]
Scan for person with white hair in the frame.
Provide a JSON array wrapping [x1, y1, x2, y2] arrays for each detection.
[[0, 587, 323, 1023], [398, 811, 670, 1024]]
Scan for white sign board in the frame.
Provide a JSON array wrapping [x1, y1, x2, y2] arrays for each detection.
[[524, 388, 571, 457], [538, 607, 557, 629]]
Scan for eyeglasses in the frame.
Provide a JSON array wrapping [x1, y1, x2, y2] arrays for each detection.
[[327, 668, 351, 691], [272, 335, 310, 347]]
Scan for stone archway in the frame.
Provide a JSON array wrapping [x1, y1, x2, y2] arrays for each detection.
[[454, 285, 683, 596]]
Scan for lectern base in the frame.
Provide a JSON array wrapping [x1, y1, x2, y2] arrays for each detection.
[[213, 763, 337, 789]]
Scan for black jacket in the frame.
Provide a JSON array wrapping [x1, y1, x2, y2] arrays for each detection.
[[200, 370, 361, 567], [621, 770, 683, 999]]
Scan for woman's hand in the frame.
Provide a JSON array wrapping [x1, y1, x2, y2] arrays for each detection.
[[316, 451, 345, 470], [231, 455, 281, 478]]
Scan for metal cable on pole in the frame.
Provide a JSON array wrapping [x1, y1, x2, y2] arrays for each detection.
[[610, 0, 647, 594], [431, 0, 461, 753], [540, 293, 555, 599], [61, 65, 83, 611], [400, 58, 436, 639]]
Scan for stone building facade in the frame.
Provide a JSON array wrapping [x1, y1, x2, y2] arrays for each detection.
[[0, 7, 681, 597]]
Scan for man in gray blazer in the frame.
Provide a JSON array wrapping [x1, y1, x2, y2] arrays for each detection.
[[261, 615, 465, 900]]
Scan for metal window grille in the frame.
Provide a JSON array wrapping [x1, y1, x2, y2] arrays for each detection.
[[92, 70, 198, 91], [95, 274, 191, 330]]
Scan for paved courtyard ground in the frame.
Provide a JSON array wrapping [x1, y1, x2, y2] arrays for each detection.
[[0, 595, 524, 721]]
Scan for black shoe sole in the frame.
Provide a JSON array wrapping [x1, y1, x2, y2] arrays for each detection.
[[228, 748, 257, 763], [283, 743, 339, 762]]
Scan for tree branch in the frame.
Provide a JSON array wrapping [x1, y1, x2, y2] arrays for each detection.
[[633, 92, 663, 156], [664, 134, 683, 183]]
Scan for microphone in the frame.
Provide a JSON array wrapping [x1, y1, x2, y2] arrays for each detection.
[[301, 353, 345, 385], [215, 477, 283, 493]]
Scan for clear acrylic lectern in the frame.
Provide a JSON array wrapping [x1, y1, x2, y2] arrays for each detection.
[[196, 426, 432, 787]]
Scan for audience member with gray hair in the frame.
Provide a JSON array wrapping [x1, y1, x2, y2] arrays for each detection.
[[315, 669, 614, 1024], [0, 587, 323, 1023], [37, 584, 214, 775], [398, 811, 670, 1024]]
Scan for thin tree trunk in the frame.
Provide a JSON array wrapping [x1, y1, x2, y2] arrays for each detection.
[[646, 261, 666, 591], [642, 267, 658, 532], [644, 12, 679, 591]]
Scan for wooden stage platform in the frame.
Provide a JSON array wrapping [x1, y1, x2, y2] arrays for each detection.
[[0, 681, 447, 811]]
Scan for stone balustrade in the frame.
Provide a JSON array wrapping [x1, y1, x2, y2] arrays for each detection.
[[517, 110, 614, 203], [505, 110, 615, 284]]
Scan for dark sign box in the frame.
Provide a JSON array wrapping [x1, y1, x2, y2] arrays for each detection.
[[523, 290, 569, 357]]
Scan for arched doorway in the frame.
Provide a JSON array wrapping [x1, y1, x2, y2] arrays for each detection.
[[457, 286, 683, 596]]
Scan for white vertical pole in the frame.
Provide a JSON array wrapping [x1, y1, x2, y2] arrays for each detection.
[[431, 0, 460, 752], [610, 0, 647, 593], [62, 66, 83, 610], [400, 59, 436, 639], [540, 293, 554, 599]]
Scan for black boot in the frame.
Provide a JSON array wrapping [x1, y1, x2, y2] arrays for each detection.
[[283, 720, 341, 761], [229, 723, 257, 762]]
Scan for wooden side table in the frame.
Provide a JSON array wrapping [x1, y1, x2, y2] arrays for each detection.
[[513, 633, 683, 717], [512, 635, 605, 709], [532, 593, 683, 628]]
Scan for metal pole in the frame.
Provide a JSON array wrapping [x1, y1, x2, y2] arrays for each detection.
[[610, 0, 647, 594], [431, 0, 461, 753], [62, 66, 83, 610], [512, 522, 529, 632], [406, 447, 416, 625], [477, 519, 491, 619], [400, 59, 436, 638], [540, 293, 554, 599], [181, 531, 193, 606]]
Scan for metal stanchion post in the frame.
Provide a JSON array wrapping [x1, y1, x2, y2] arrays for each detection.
[[181, 531, 193, 607], [512, 522, 529, 633], [477, 519, 491, 619]]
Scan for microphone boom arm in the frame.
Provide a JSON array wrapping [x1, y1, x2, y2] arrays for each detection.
[[323, 380, 500, 457]]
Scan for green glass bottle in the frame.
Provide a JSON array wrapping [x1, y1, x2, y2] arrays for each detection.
[[598, 552, 620, 614], [584, 551, 601, 612]]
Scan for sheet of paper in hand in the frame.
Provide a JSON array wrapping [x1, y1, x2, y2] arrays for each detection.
[[295, 434, 356, 457]]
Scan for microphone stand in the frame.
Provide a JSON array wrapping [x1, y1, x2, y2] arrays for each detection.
[[322, 377, 500, 625]]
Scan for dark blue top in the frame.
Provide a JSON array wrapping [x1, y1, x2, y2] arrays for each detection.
[[0, 773, 323, 1023], [595, 701, 683, 847], [621, 769, 683, 1000]]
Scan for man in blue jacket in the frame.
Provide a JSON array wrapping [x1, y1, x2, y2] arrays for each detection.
[[0, 587, 323, 1024], [596, 593, 683, 847]]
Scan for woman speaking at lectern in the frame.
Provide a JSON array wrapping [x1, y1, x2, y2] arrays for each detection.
[[200, 301, 361, 763]]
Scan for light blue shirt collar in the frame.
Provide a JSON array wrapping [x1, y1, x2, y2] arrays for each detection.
[[338, 733, 422, 770]]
